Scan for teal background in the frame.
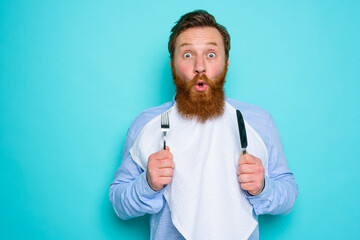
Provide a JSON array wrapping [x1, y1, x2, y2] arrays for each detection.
[[1, 0, 359, 239]]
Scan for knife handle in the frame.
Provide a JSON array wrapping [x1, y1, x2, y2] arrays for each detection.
[[241, 149, 247, 156]]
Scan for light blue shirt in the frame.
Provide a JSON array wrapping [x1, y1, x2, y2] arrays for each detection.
[[109, 98, 298, 240]]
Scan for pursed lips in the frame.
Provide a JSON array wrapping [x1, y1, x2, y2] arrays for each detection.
[[194, 80, 207, 92]]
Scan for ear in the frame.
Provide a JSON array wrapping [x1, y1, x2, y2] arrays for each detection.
[[170, 58, 176, 71], [227, 59, 229, 67]]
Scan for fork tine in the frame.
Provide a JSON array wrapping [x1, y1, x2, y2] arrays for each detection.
[[165, 112, 169, 126], [161, 112, 169, 127], [166, 112, 170, 128]]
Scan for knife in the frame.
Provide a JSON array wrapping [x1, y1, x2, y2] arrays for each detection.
[[236, 110, 247, 156]]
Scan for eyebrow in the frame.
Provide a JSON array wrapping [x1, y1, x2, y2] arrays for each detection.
[[180, 42, 218, 47]]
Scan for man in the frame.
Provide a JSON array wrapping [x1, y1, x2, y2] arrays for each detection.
[[109, 10, 298, 240]]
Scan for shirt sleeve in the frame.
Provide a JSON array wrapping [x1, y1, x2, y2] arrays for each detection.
[[109, 126, 165, 220], [246, 115, 298, 215]]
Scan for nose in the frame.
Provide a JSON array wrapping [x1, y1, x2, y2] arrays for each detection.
[[194, 56, 206, 75]]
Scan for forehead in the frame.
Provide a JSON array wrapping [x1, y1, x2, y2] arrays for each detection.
[[175, 27, 224, 49]]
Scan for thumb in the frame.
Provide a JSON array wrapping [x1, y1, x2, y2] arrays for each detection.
[[165, 146, 171, 151]]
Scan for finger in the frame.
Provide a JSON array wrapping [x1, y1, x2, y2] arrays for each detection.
[[241, 181, 264, 195], [153, 149, 173, 160], [238, 154, 258, 165], [157, 159, 175, 169], [165, 150, 173, 160], [158, 168, 174, 177], [237, 164, 256, 175], [165, 146, 170, 151], [159, 176, 172, 185], [240, 182, 254, 191], [238, 173, 256, 183]]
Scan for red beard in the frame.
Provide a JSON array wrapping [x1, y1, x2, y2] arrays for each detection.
[[172, 64, 228, 123]]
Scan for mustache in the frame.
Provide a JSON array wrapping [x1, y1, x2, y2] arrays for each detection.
[[184, 73, 225, 91]]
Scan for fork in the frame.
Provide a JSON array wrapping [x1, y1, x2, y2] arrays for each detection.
[[161, 112, 170, 150]]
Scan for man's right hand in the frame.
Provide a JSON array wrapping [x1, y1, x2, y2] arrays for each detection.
[[146, 146, 174, 191]]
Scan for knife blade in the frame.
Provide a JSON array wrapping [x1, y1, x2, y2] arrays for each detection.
[[236, 109, 247, 155]]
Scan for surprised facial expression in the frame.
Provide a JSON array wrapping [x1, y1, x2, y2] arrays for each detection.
[[172, 27, 228, 93]]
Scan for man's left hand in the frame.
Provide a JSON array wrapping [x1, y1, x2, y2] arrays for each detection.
[[237, 153, 265, 196]]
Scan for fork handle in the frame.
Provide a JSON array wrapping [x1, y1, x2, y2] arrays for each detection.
[[163, 134, 167, 150]]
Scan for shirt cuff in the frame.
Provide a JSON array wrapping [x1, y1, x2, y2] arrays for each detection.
[[135, 171, 164, 198], [245, 175, 273, 203]]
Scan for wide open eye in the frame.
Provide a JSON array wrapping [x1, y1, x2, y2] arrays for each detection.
[[184, 53, 192, 58], [208, 53, 216, 58]]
